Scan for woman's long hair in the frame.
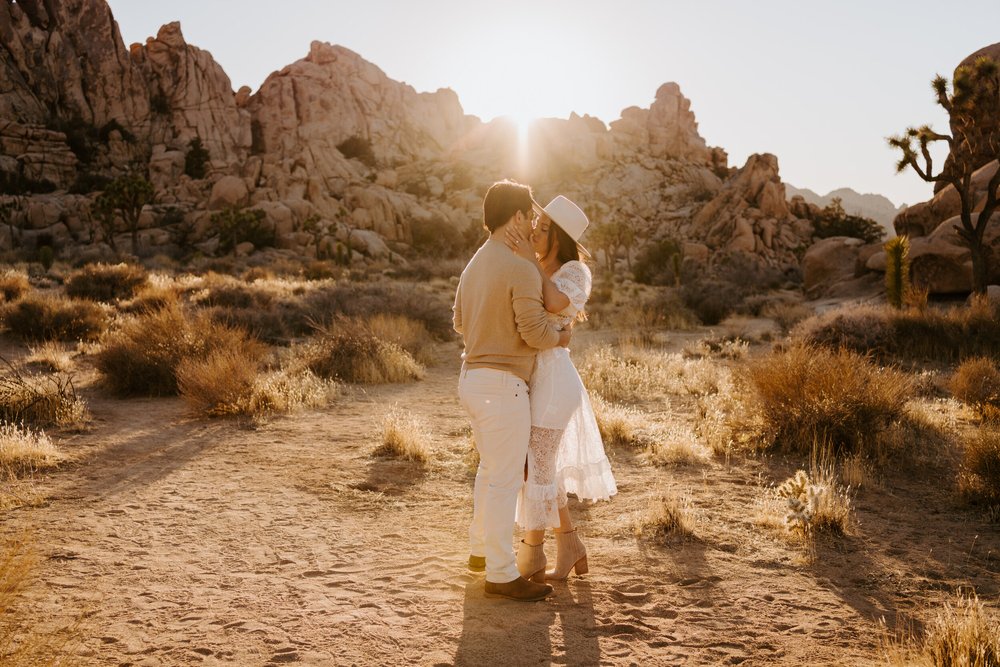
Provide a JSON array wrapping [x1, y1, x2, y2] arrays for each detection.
[[549, 223, 588, 321]]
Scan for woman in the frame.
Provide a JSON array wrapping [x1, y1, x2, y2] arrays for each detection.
[[504, 195, 617, 583]]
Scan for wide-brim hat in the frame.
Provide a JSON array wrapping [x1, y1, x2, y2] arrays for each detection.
[[532, 195, 592, 258]]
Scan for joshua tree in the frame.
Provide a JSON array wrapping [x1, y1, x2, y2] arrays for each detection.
[[589, 220, 635, 272], [0, 195, 25, 249], [94, 173, 155, 255], [888, 56, 1000, 294]]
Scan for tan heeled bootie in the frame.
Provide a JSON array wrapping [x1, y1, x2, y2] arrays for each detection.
[[516, 539, 547, 584], [547, 529, 588, 580]]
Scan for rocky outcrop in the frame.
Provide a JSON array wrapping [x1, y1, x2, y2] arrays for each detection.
[[609, 83, 712, 163], [893, 161, 997, 238], [131, 22, 251, 171]]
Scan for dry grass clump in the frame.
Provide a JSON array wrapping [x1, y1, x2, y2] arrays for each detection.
[[0, 424, 63, 476], [299, 321, 424, 384], [959, 427, 1000, 504], [118, 282, 181, 314], [761, 300, 813, 332], [579, 345, 726, 404], [1, 294, 109, 342], [302, 281, 455, 339], [950, 357, 1000, 422], [374, 408, 432, 464], [363, 314, 436, 366], [794, 298, 1000, 362], [0, 369, 87, 428], [0, 270, 30, 303], [25, 342, 74, 373], [591, 394, 649, 449], [95, 305, 263, 396], [883, 593, 1000, 667], [633, 490, 694, 542], [177, 348, 333, 419], [64, 262, 148, 302], [645, 424, 711, 466], [683, 336, 750, 360], [738, 345, 914, 457]]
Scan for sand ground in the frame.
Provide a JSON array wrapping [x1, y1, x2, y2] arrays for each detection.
[[2, 332, 999, 666]]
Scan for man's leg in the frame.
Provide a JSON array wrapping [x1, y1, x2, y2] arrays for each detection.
[[459, 369, 530, 583]]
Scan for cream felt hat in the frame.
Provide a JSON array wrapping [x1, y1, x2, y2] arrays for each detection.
[[532, 195, 592, 258]]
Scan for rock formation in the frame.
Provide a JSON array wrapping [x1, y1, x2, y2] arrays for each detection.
[[784, 184, 902, 234], [1, 0, 825, 286]]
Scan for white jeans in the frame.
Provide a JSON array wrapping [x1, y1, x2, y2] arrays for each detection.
[[458, 366, 531, 584]]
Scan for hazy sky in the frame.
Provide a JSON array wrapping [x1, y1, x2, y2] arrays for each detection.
[[107, 0, 1000, 208]]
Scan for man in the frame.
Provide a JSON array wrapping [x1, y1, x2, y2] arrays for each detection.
[[453, 180, 571, 602]]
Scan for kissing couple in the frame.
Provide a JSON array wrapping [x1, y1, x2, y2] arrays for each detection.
[[453, 180, 617, 602]]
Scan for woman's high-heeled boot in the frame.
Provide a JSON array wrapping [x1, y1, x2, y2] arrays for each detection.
[[547, 529, 588, 580], [516, 539, 547, 584]]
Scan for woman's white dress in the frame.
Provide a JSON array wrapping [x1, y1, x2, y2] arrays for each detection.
[[516, 261, 617, 530]]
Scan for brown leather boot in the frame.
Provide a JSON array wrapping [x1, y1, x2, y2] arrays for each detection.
[[484, 576, 553, 601]]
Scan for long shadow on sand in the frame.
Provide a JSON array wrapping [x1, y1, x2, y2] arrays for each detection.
[[453, 578, 600, 666]]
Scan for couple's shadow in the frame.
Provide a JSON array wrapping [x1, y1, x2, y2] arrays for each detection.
[[453, 577, 601, 666]]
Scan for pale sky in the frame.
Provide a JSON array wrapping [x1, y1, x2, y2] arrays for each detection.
[[108, 0, 1000, 208]]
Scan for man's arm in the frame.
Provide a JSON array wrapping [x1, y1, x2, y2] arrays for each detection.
[[511, 266, 561, 350], [452, 280, 464, 335]]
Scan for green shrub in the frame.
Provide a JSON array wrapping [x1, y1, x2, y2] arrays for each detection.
[[633, 238, 682, 286], [336, 136, 376, 167], [64, 263, 148, 302], [211, 206, 275, 253], [885, 235, 910, 309], [184, 137, 210, 179]]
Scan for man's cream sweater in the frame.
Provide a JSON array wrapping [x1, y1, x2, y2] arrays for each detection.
[[453, 237, 560, 382]]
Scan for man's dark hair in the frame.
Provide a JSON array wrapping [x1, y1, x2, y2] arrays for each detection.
[[483, 180, 533, 233]]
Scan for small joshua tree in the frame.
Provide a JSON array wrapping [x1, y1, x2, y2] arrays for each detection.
[[884, 235, 911, 309], [94, 173, 155, 255], [888, 57, 1000, 294]]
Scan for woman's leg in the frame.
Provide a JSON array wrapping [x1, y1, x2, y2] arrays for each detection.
[[555, 504, 575, 533], [520, 426, 563, 540]]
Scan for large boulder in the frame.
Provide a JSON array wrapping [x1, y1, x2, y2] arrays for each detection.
[[802, 236, 864, 297]]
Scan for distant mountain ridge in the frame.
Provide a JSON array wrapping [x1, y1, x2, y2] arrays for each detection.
[[785, 184, 903, 234]]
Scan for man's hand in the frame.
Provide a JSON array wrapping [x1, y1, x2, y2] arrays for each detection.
[[557, 327, 572, 348]]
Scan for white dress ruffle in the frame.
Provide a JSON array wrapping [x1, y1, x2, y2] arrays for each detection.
[[516, 261, 617, 530]]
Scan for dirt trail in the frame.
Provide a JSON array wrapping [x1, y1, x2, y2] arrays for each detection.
[[3, 341, 999, 666]]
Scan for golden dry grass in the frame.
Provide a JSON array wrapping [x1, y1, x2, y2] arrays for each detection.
[[0, 423, 63, 477], [950, 357, 1000, 422], [579, 344, 726, 404], [645, 424, 711, 466], [633, 490, 694, 542], [0, 270, 30, 303], [0, 369, 87, 429], [362, 313, 436, 366], [25, 342, 74, 373], [761, 300, 812, 333], [738, 345, 914, 457], [882, 593, 1000, 666], [959, 426, 1000, 504], [1, 294, 109, 342], [590, 394, 649, 449], [64, 262, 148, 302], [301, 322, 424, 385], [96, 305, 263, 396], [375, 408, 432, 464]]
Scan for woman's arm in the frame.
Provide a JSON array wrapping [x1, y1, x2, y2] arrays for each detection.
[[504, 227, 570, 314]]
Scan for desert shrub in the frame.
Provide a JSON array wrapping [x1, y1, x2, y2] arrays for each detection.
[[184, 137, 210, 179], [680, 279, 742, 325], [0, 369, 87, 428], [960, 427, 1000, 504], [301, 281, 454, 339], [336, 135, 376, 167], [883, 593, 1000, 667], [633, 490, 694, 542], [645, 424, 711, 466], [950, 357, 1000, 421], [0, 271, 30, 303], [64, 263, 148, 302], [386, 257, 466, 281], [118, 283, 180, 314], [177, 348, 331, 419], [761, 300, 812, 333], [739, 345, 914, 456], [794, 300, 1000, 362], [95, 305, 264, 396], [299, 323, 423, 384], [409, 218, 470, 258], [363, 314, 436, 365], [0, 423, 63, 476], [375, 408, 431, 463], [25, 342, 74, 373], [579, 345, 725, 404], [633, 238, 683, 286], [211, 206, 275, 253], [1, 295, 108, 342], [590, 395, 648, 449]]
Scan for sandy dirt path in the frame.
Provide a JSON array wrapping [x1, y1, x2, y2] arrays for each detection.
[[3, 340, 999, 666]]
